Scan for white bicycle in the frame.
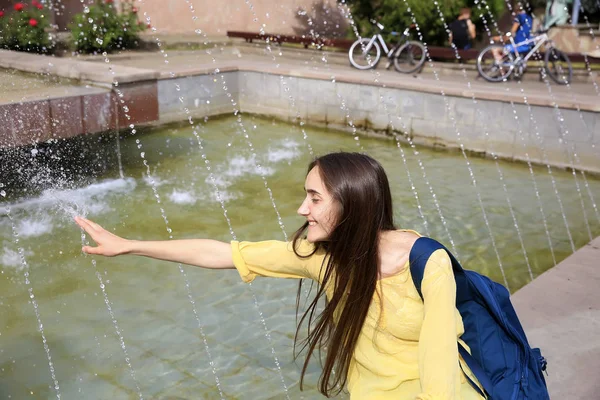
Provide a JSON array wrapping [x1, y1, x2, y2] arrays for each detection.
[[476, 31, 573, 84], [348, 22, 426, 74]]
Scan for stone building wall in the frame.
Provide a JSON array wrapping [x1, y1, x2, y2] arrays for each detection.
[[0, 0, 346, 36]]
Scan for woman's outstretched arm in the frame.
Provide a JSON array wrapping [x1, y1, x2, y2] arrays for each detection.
[[74, 216, 234, 269]]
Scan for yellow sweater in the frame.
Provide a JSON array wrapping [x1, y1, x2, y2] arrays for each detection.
[[231, 231, 485, 400]]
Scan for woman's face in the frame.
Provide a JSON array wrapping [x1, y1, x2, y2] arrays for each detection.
[[297, 166, 339, 243]]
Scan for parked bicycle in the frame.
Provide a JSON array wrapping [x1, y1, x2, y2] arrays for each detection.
[[476, 31, 572, 84], [348, 22, 426, 74]]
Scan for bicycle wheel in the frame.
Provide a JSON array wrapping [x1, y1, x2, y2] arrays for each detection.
[[544, 48, 572, 85], [476, 44, 514, 83], [393, 41, 426, 74], [348, 38, 381, 70]]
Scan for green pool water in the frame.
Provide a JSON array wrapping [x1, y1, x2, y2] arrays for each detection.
[[0, 115, 598, 399]]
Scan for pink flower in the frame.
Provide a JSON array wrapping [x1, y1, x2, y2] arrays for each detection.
[[29, 18, 38, 27], [0, 11, 4, 18], [14, 3, 25, 12]]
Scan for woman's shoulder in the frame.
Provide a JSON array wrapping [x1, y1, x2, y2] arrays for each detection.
[[395, 228, 422, 239], [378, 229, 422, 279]]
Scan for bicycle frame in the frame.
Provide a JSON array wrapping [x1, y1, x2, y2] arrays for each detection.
[[363, 27, 411, 58], [506, 33, 549, 63], [367, 34, 390, 55]]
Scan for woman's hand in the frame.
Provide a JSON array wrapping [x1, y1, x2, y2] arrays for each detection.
[[74, 216, 131, 257]]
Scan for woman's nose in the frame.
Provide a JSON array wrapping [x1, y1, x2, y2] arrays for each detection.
[[297, 199, 309, 216]]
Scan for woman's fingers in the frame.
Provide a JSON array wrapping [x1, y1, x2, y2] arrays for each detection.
[[86, 218, 104, 232], [75, 216, 106, 246], [74, 216, 94, 233], [81, 245, 99, 255], [75, 216, 108, 236], [77, 216, 101, 232], [76, 217, 125, 257]]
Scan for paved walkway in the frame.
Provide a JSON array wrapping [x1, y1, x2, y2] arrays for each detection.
[[511, 236, 600, 399], [96, 43, 600, 97], [2, 37, 598, 110]]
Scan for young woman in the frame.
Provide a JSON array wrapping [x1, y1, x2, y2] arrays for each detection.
[[75, 152, 485, 399]]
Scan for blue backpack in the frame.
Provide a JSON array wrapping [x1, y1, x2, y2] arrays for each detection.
[[409, 237, 549, 400]]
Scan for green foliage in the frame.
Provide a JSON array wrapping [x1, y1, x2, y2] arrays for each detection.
[[69, 0, 146, 54], [580, 0, 600, 22], [0, 1, 53, 53], [345, 0, 506, 46]]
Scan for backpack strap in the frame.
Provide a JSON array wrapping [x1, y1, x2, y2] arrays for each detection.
[[409, 237, 454, 299], [458, 344, 492, 399], [409, 237, 491, 399]]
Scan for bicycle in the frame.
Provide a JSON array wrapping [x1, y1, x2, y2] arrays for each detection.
[[476, 31, 573, 84], [348, 22, 426, 74]]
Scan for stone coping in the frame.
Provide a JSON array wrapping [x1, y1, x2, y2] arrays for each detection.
[[0, 84, 110, 106], [1, 49, 598, 113], [76, 44, 597, 84], [511, 236, 600, 399], [0, 50, 159, 85], [161, 61, 600, 113]]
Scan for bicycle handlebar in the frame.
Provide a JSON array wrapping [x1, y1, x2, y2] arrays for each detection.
[[371, 22, 415, 37]]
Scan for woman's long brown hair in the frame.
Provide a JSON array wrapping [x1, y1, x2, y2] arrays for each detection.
[[292, 152, 396, 397]]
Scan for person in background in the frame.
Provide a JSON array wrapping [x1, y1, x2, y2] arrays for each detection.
[[449, 8, 476, 50], [493, 2, 534, 57]]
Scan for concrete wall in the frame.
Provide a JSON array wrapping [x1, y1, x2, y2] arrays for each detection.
[[1, 62, 597, 173], [227, 71, 598, 173], [158, 72, 240, 123], [549, 26, 600, 54], [0, 0, 345, 35], [0, 82, 159, 149], [133, 0, 344, 36], [156, 70, 600, 174]]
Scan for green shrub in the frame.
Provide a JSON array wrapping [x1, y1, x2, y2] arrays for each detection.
[[0, 1, 53, 53], [345, 0, 507, 47], [69, 0, 147, 54]]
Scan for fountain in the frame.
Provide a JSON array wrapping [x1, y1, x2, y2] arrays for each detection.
[[0, 0, 599, 398]]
